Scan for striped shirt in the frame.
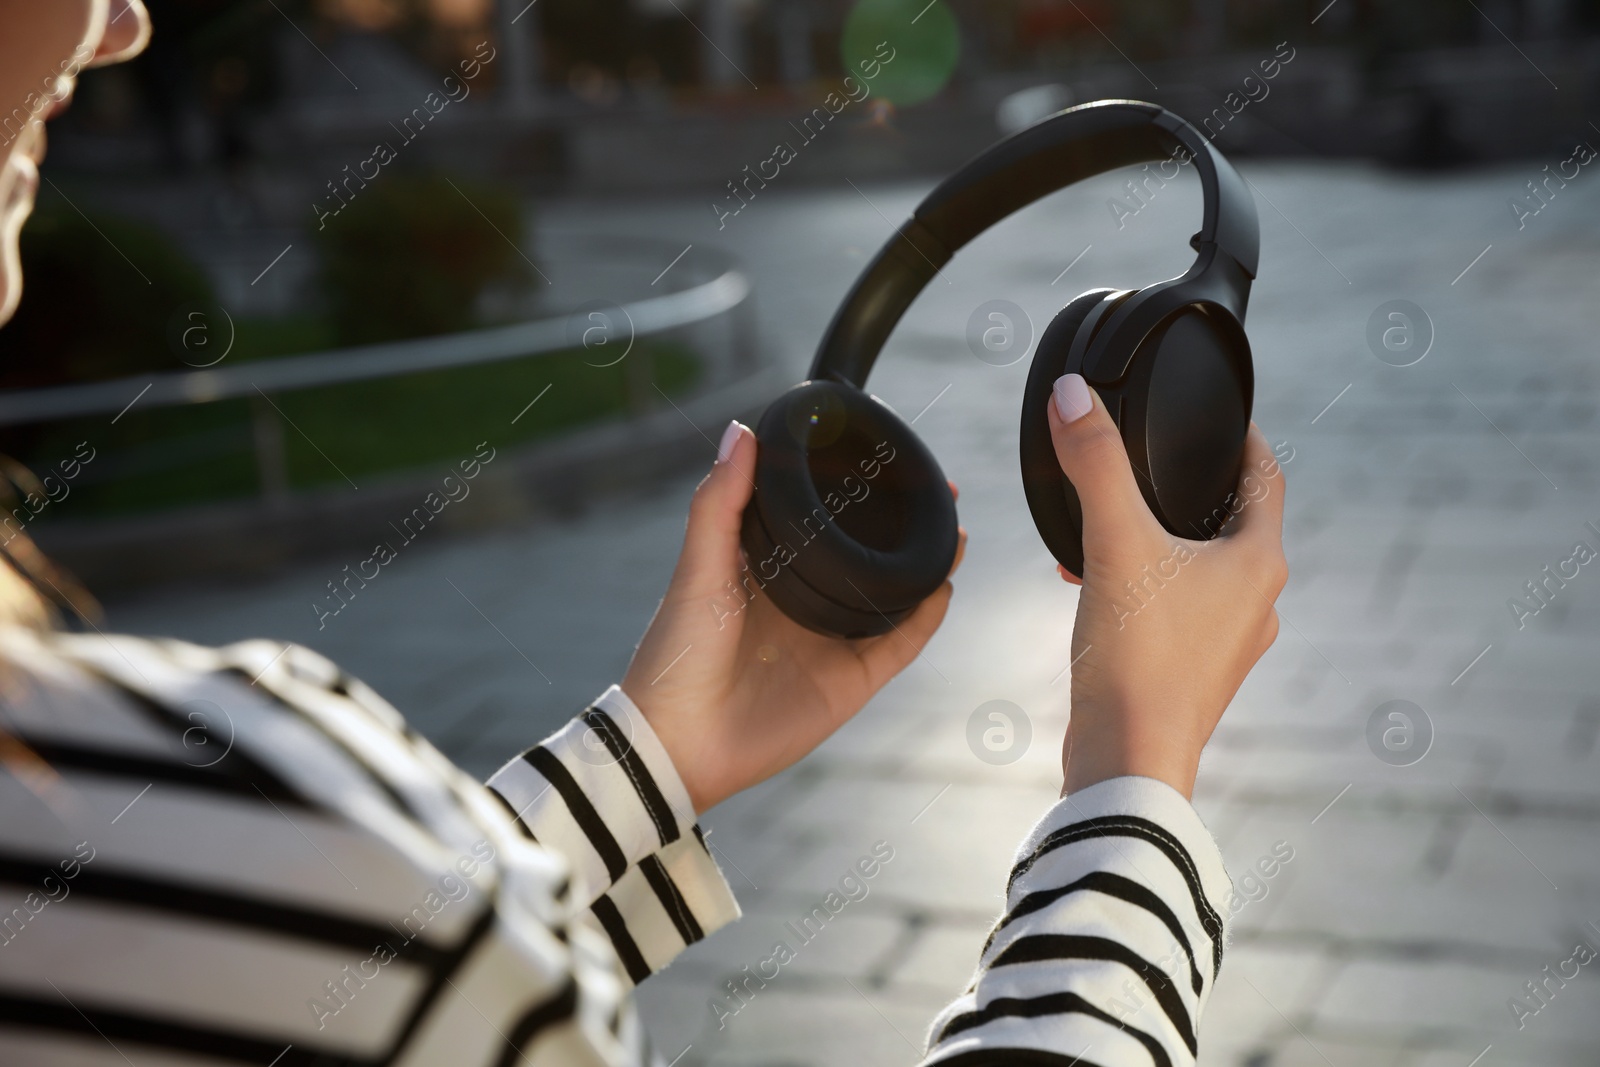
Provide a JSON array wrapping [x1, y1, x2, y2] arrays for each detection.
[[0, 628, 1232, 1066]]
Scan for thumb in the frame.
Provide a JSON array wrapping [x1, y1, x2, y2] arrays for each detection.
[[1047, 373, 1159, 546], [675, 420, 756, 592]]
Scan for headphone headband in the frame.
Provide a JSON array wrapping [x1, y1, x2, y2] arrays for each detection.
[[810, 100, 1259, 387]]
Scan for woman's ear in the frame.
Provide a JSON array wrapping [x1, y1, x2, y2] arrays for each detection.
[[0, 0, 149, 327], [89, 0, 152, 68]]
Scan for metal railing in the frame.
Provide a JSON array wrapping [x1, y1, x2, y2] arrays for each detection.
[[0, 258, 753, 504], [0, 268, 751, 426]]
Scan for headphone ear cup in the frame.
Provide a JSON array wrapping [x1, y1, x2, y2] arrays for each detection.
[[1018, 290, 1122, 577], [1127, 304, 1253, 540], [740, 380, 958, 639]]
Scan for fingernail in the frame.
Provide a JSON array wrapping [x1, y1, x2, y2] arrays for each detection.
[[1052, 373, 1093, 423], [716, 420, 742, 464]]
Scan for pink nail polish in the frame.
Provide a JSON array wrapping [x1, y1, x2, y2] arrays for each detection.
[[716, 420, 742, 463], [1052, 373, 1093, 423]]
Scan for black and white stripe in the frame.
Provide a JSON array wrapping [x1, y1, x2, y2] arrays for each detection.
[[981, 871, 1206, 996], [925, 777, 1233, 1067], [1010, 813, 1225, 978], [484, 685, 736, 986], [0, 634, 735, 1066]]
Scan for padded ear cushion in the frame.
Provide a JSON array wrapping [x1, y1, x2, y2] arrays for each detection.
[[1018, 290, 1122, 577], [741, 380, 959, 639]]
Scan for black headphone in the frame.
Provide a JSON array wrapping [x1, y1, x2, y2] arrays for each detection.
[[739, 100, 1260, 639]]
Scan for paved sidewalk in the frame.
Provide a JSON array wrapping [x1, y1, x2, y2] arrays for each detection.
[[107, 161, 1600, 1066]]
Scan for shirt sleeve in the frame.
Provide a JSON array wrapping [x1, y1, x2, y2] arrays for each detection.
[[920, 776, 1233, 1067], [486, 684, 741, 986]]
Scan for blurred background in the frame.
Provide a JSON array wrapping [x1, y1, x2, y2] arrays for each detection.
[[10, 0, 1600, 1064]]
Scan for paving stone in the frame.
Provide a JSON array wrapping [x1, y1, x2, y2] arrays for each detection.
[[1235, 1037, 1409, 1067], [751, 778, 1051, 916], [882, 918, 996, 1000], [1224, 803, 1570, 958], [692, 984, 935, 1067], [1194, 943, 1335, 1067], [1312, 958, 1542, 1044], [631, 974, 716, 1066], [1194, 734, 1493, 813], [672, 900, 907, 986], [1406, 1039, 1593, 1067]]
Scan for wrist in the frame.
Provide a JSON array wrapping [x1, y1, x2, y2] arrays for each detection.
[[614, 682, 712, 816], [1060, 717, 1200, 800]]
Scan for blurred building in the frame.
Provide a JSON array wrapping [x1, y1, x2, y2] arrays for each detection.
[[39, 0, 1600, 204]]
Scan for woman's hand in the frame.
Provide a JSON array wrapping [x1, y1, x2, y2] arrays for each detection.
[[622, 421, 965, 814], [1048, 373, 1288, 799]]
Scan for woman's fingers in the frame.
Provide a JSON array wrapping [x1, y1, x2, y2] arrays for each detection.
[[857, 523, 965, 677], [850, 525, 963, 686], [858, 579, 952, 685], [1047, 374, 1162, 550], [676, 421, 756, 591], [1216, 424, 1289, 598], [1221, 424, 1287, 550]]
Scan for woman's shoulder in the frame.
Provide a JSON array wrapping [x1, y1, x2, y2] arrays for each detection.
[[28, 628, 417, 752], [0, 625, 597, 1061], [0, 624, 569, 900]]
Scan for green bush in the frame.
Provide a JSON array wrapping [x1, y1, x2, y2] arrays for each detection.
[[13, 339, 702, 517], [314, 172, 534, 346], [0, 200, 216, 389]]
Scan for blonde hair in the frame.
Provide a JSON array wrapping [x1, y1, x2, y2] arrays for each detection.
[[0, 554, 50, 628], [0, 458, 97, 629]]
